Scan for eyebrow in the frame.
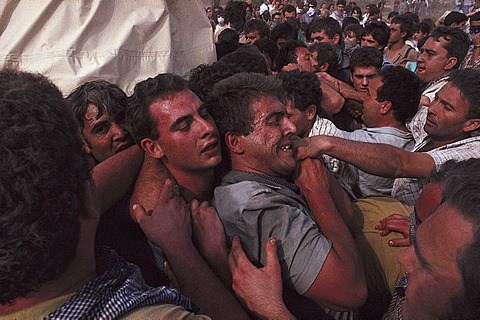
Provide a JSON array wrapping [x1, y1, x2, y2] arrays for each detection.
[[266, 110, 286, 121], [413, 236, 432, 272], [91, 119, 109, 133], [170, 114, 193, 131]]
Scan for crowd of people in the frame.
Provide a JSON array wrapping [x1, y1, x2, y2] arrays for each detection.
[[1, 0, 480, 319]]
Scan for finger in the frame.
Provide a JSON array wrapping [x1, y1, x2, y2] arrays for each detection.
[[132, 203, 148, 223], [190, 199, 200, 213], [388, 238, 411, 247], [229, 236, 249, 271], [264, 237, 280, 273]]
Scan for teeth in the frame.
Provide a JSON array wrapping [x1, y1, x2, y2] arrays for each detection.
[[280, 145, 292, 151]]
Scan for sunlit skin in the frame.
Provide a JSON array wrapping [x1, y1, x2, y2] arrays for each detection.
[[82, 104, 134, 162], [351, 66, 378, 92], [397, 203, 473, 319], [145, 90, 222, 175], [311, 30, 339, 45], [234, 95, 297, 178], [424, 82, 473, 147], [415, 36, 456, 83]]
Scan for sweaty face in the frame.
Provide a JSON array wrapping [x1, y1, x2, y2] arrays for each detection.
[[361, 33, 382, 50], [147, 90, 221, 174], [416, 37, 454, 83], [239, 95, 297, 177], [245, 31, 261, 45], [424, 82, 472, 144], [397, 202, 473, 319], [295, 47, 314, 72], [82, 104, 134, 162], [311, 30, 338, 45], [351, 66, 378, 92], [361, 76, 384, 127]]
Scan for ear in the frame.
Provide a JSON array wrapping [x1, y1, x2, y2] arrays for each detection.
[[319, 62, 329, 72], [306, 104, 317, 121], [379, 101, 393, 115], [444, 57, 458, 71], [140, 138, 164, 159], [332, 34, 341, 45], [225, 132, 244, 155], [463, 118, 480, 133]]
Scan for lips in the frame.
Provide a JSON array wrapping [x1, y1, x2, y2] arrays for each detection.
[[115, 141, 132, 153], [201, 139, 219, 153]]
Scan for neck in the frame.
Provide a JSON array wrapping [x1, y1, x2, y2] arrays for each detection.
[[0, 217, 97, 315], [429, 133, 470, 150], [370, 118, 408, 132], [388, 40, 404, 51], [168, 167, 216, 202]]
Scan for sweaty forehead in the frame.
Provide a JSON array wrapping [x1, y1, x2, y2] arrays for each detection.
[[251, 95, 284, 123], [148, 90, 201, 122]]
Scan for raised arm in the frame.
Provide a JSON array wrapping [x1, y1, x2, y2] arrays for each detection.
[[90, 145, 144, 213], [132, 178, 248, 319], [294, 158, 367, 311], [294, 135, 436, 179]]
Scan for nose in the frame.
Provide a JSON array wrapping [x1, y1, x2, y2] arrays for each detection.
[[397, 246, 414, 274], [198, 116, 215, 138], [281, 116, 296, 136], [361, 76, 369, 87], [111, 122, 127, 141]]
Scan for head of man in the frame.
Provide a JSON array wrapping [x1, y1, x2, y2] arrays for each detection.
[[309, 17, 342, 45], [244, 19, 270, 45], [66, 80, 134, 163], [389, 15, 413, 45], [277, 70, 326, 137], [349, 47, 383, 92], [0, 70, 90, 305], [336, 0, 346, 14], [282, 4, 297, 20], [398, 159, 480, 319], [271, 22, 296, 47], [275, 40, 314, 72], [208, 73, 297, 178], [416, 26, 470, 83], [361, 66, 421, 127], [127, 74, 221, 176], [444, 11, 468, 29], [424, 68, 480, 143], [361, 21, 391, 51], [308, 42, 338, 74]]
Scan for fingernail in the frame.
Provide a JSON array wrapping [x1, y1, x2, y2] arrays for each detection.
[[269, 238, 276, 245], [389, 240, 394, 246], [132, 204, 138, 210]]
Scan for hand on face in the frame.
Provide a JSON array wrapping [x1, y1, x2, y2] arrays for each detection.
[[291, 136, 324, 161], [132, 178, 192, 251]]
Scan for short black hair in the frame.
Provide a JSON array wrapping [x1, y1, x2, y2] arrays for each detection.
[[127, 73, 189, 143], [274, 40, 307, 72], [309, 17, 342, 39], [350, 47, 383, 71], [391, 14, 414, 40], [271, 22, 297, 44], [244, 19, 270, 38], [427, 26, 470, 69], [444, 11, 468, 27], [448, 68, 480, 120], [363, 21, 390, 50], [376, 66, 421, 123], [309, 42, 338, 75]]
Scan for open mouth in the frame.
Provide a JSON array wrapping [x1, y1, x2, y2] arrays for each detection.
[[202, 141, 218, 153], [280, 144, 293, 151]]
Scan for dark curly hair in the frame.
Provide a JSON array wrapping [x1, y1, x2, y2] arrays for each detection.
[[0, 69, 90, 304], [66, 80, 128, 132], [126, 73, 189, 144], [274, 40, 307, 72], [188, 62, 235, 102], [350, 47, 383, 71], [277, 70, 326, 117], [376, 66, 421, 123]]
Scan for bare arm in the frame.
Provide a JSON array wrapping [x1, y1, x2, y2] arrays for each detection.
[[319, 78, 345, 116], [294, 135, 436, 179], [90, 145, 144, 213], [317, 72, 366, 103], [294, 159, 366, 311], [132, 179, 248, 319], [129, 155, 173, 219]]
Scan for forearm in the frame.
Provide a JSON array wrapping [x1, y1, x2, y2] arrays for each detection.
[[91, 145, 144, 213], [163, 241, 249, 319], [311, 136, 407, 178], [129, 156, 171, 217], [320, 80, 345, 115]]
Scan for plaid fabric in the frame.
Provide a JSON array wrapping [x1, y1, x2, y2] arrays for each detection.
[[44, 247, 195, 320]]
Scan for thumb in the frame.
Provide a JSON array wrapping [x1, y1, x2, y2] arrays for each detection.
[[264, 237, 280, 273], [131, 203, 147, 224], [388, 238, 411, 247]]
